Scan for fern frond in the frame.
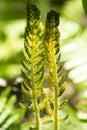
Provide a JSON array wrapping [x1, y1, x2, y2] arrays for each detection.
[[0, 88, 25, 130], [44, 10, 60, 89], [44, 10, 60, 130], [21, 1, 44, 130], [44, 10, 67, 130]]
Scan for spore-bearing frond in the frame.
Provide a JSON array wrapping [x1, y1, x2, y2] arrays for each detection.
[[21, 3, 44, 130], [44, 10, 67, 129]]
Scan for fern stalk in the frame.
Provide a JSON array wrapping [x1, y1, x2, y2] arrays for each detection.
[[44, 10, 60, 130]]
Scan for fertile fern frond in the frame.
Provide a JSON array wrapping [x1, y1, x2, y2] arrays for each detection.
[[21, 1, 44, 130], [44, 10, 60, 89], [22, 2, 44, 104], [44, 10, 67, 130]]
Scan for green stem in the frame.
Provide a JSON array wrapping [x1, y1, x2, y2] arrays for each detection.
[[33, 96, 40, 130], [54, 81, 58, 130], [54, 67, 58, 130], [52, 47, 58, 130], [31, 45, 40, 130]]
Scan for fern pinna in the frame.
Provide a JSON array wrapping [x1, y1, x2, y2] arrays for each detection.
[[20, 1, 44, 130], [20, 0, 67, 130]]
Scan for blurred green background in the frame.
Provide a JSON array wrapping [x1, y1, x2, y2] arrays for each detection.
[[0, 0, 87, 129]]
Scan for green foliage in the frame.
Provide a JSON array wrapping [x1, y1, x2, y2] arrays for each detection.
[[21, 0, 67, 130], [0, 87, 31, 130], [1, 0, 87, 129], [59, 105, 87, 130], [82, 0, 87, 14]]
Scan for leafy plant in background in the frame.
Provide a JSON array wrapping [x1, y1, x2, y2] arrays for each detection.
[[0, 87, 30, 130], [20, 0, 67, 130], [82, 0, 87, 14]]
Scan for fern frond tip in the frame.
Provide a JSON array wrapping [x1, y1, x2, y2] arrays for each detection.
[[46, 10, 60, 27]]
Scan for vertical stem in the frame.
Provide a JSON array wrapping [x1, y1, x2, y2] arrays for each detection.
[[52, 46, 58, 130], [31, 46, 40, 130], [53, 68, 58, 130], [54, 82, 58, 130], [33, 96, 40, 130]]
